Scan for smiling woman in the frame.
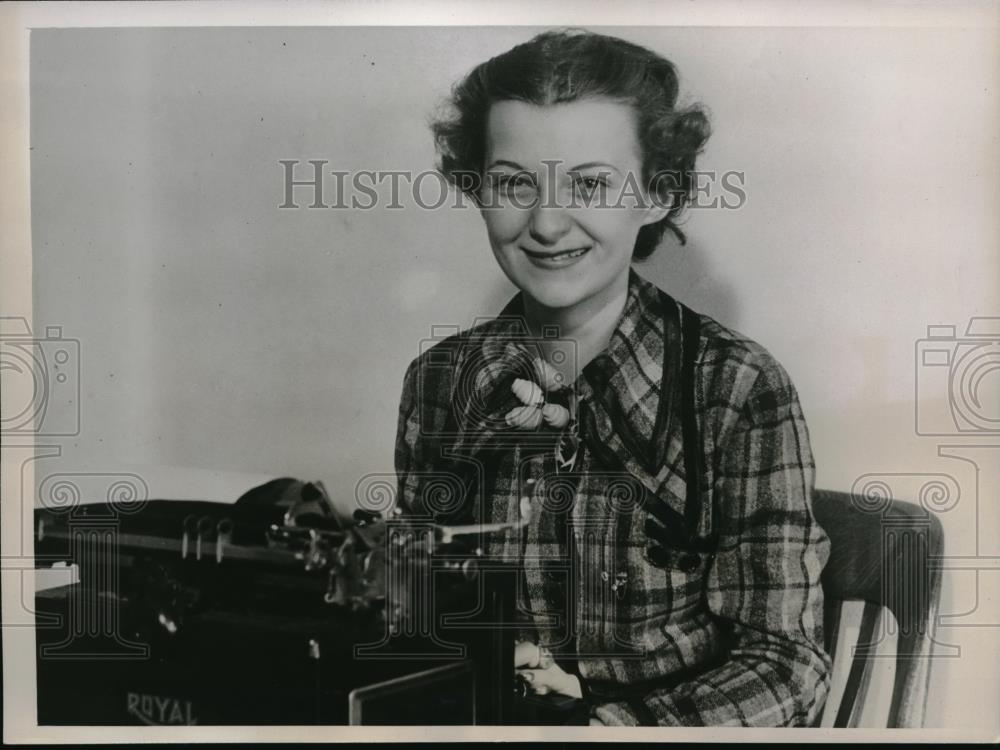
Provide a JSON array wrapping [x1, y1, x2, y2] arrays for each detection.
[[394, 29, 832, 727], [480, 99, 667, 340]]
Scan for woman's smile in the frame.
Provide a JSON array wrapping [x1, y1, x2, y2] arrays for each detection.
[[520, 245, 592, 269]]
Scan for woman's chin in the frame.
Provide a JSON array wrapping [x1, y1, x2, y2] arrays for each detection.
[[518, 279, 593, 312]]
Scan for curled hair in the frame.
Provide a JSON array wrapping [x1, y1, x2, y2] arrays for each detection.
[[431, 29, 712, 260]]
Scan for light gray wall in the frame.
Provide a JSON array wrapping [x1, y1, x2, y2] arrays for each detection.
[[29, 26, 999, 728]]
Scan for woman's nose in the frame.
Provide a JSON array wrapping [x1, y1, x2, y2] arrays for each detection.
[[527, 203, 572, 246]]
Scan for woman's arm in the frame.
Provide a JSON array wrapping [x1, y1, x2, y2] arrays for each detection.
[[393, 349, 464, 516], [394, 356, 424, 515], [593, 352, 833, 727]]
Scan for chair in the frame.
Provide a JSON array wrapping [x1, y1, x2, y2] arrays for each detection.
[[811, 489, 944, 728]]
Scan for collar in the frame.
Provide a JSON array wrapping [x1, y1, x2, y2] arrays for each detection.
[[447, 269, 689, 520]]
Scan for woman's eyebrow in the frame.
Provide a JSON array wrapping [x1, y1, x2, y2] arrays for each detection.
[[485, 159, 526, 171], [485, 159, 622, 174], [568, 161, 622, 175]]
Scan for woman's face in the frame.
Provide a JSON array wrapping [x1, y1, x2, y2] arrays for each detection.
[[480, 98, 668, 314]]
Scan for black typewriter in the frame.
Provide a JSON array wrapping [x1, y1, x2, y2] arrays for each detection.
[[33, 478, 521, 726]]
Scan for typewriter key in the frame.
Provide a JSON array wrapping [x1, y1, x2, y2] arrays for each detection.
[[181, 514, 198, 560], [196, 516, 214, 561]]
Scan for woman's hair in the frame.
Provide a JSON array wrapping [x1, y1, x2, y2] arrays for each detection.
[[431, 29, 712, 260]]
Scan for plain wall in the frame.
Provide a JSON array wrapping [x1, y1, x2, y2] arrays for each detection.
[[28, 26, 999, 729]]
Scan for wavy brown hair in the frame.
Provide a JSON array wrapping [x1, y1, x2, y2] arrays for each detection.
[[431, 29, 712, 260]]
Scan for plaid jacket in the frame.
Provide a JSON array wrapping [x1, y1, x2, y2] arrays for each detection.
[[394, 270, 831, 727]]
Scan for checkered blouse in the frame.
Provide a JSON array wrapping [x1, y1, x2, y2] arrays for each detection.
[[394, 270, 831, 726]]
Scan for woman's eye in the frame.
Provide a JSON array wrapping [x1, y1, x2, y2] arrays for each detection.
[[492, 173, 532, 188], [574, 175, 610, 196], [490, 173, 536, 195]]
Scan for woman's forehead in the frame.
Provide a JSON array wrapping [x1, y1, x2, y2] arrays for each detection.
[[484, 98, 642, 171]]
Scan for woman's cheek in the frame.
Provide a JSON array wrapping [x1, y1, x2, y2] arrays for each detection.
[[572, 210, 637, 261], [482, 206, 530, 247]]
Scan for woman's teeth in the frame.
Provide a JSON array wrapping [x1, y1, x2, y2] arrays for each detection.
[[521, 245, 591, 268], [552, 248, 587, 259], [525, 247, 589, 259]]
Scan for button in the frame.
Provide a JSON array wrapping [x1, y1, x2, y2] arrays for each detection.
[[646, 545, 670, 567], [678, 553, 701, 573]]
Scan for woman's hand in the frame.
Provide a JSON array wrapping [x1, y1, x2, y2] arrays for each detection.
[[517, 662, 583, 699], [514, 640, 583, 699], [514, 640, 546, 669]]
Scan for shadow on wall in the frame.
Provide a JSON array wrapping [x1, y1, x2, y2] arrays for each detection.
[[641, 235, 740, 329]]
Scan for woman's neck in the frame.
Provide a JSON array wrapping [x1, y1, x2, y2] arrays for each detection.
[[521, 269, 631, 381]]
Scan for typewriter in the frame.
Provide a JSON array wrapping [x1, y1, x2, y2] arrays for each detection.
[[33, 478, 522, 726]]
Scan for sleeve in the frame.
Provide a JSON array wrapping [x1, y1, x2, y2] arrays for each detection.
[[593, 354, 833, 727], [394, 356, 425, 516], [393, 348, 465, 518]]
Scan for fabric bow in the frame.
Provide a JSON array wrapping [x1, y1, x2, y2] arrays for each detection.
[[504, 357, 572, 430]]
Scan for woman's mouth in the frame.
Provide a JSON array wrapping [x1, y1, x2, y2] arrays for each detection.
[[521, 246, 591, 269]]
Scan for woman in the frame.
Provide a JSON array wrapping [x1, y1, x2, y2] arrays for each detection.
[[394, 29, 831, 727]]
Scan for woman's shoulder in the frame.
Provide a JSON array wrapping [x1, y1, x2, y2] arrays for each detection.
[[400, 316, 510, 387], [686, 305, 802, 408], [633, 272, 797, 402]]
